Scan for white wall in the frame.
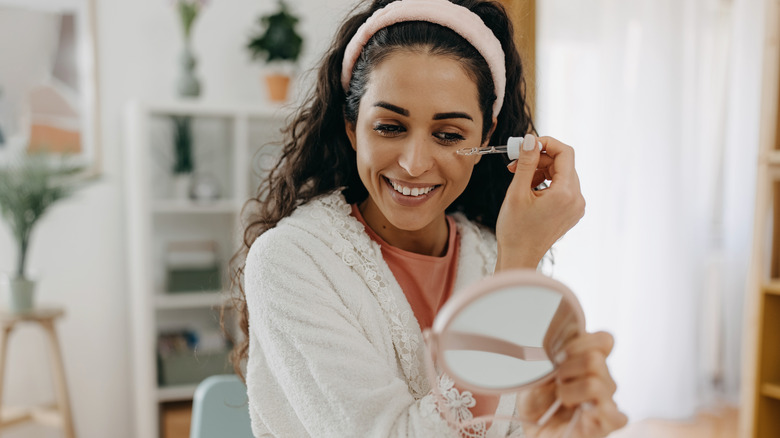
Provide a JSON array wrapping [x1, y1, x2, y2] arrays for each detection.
[[0, 0, 356, 436]]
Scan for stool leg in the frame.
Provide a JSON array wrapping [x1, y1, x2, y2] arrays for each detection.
[[0, 323, 13, 435], [41, 320, 76, 438]]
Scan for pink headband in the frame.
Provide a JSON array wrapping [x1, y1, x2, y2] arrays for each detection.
[[341, 0, 506, 116]]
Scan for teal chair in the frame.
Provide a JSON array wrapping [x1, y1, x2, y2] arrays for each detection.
[[190, 374, 253, 438]]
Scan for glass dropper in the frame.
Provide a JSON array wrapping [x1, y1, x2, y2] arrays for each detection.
[[456, 137, 530, 161], [456, 145, 510, 156]]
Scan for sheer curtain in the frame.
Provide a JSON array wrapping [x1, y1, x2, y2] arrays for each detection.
[[536, 0, 764, 420]]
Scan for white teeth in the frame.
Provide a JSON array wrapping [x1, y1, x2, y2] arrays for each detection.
[[388, 179, 435, 197]]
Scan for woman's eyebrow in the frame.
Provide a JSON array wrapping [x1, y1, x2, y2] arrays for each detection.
[[433, 112, 473, 121], [373, 101, 409, 116]]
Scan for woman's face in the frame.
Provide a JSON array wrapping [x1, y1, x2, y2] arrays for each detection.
[[346, 50, 490, 241]]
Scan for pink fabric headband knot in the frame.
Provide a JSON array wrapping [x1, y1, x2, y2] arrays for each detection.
[[341, 0, 506, 116]]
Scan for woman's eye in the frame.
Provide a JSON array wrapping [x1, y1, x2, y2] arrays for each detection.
[[373, 123, 406, 137], [434, 132, 466, 145]]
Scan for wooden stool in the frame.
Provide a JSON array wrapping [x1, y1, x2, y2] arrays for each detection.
[[0, 307, 76, 437]]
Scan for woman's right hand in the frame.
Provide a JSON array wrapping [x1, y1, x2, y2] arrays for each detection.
[[494, 134, 586, 271]]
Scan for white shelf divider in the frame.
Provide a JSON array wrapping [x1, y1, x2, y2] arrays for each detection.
[[157, 384, 199, 403], [154, 292, 226, 310]]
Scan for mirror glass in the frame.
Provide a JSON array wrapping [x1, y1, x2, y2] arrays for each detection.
[[0, 0, 100, 173], [441, 285, 580, 390]]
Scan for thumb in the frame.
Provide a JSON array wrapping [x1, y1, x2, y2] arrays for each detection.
[[508, 134, 542, 190]]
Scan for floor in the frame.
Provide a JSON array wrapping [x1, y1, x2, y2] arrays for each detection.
[[163, 402, 740, 438], [610, 405, 739, 438]]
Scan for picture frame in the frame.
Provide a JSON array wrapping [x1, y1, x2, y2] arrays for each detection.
[[0, 0, 101, 175]]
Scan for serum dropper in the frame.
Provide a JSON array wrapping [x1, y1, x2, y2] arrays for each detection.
[[456, 136, 541, 160]]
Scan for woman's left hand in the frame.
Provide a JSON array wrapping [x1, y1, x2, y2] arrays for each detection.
[[516, 331, 628, 438]]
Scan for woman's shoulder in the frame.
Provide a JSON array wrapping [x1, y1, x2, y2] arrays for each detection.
[[246, 191, 353, 264]]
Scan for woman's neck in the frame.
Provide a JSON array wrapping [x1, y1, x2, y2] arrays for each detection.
[[358, 200, 449, 257]]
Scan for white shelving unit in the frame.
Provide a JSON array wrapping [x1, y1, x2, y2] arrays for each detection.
[[124, 100, 287, 438]]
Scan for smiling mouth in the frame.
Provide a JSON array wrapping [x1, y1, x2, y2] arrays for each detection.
[[384, 176, 439, 197]]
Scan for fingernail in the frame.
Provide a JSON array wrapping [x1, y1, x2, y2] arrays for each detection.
[[538, 141, 543, 151], [507, 159, 517, 168], [554, 351, 567, 364], [523, 133, 536, 151]]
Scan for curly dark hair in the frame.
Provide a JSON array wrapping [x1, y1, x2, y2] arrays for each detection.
[[226, 0, 536, 378]]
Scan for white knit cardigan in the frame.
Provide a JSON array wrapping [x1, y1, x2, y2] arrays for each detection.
[[244, 192, 525, 437]]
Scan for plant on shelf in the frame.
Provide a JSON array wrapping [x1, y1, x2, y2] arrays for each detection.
[[0, 152, 91, 313], [246, 0, 303, 102], [171, 115, 194, 199]]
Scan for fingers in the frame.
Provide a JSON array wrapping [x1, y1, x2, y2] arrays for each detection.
[[557, 350, 617, 395], [563, 331, 615, 359], [578, 399, 629, 437], [537, 136, 576, 185], [555, 332, 618, 408], [507, 134, 543, 192], [557, 372, 616, 408]]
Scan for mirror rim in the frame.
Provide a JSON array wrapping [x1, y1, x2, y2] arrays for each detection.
[[427, 268, 586, 395]]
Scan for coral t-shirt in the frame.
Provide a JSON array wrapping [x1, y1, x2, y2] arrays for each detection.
[[351, 204, 502, 420], [350, 204, 458, 330]]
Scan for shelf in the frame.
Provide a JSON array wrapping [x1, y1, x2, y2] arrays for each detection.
[[151, 200, 240, 214], [139, 99, 291, 120], [762, 382, 780, 400], [154, 292, 226, 310], [157, 384, 198, 402], [766, 281, 780, 296]]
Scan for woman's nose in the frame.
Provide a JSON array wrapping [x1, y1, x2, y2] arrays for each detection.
[[397, 135, 434, 177]]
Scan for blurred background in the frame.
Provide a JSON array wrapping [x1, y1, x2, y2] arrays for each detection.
[[0, 0, 773, 437]]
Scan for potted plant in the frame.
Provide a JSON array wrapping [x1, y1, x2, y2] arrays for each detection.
[[246, 0, 304, 102], [172, 0, 209, 98], [0, 152, 89, 313], [171, 115, 194, 198]]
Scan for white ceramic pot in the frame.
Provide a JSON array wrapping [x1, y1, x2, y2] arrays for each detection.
[[172, 173, 192, 199], [1, 276, 36, 313]]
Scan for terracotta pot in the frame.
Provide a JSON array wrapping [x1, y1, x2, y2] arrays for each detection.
[[265, 74, 291, 102]]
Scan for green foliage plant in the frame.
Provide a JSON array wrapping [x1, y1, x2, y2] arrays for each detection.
[[246, 0, 303, 64], [175, 0, 208, 40], [171, 116, 194, 174], [0, 153, 89, 278]]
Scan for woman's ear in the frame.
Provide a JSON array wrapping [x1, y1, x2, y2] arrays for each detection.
[[345, 120, 357, 151], [482, 117, 498, 148]]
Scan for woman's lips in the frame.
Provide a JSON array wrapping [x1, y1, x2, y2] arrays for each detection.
[[383, 176, 439, 206]]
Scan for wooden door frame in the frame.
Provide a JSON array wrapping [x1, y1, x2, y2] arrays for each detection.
[[499, 0, 536, 113]]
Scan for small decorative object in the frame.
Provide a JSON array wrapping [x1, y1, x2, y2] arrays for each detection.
[[173, 0, 208, 98], [246, 0, 303, 102], [0, 152, 90, 313], [189, 171, 221, 201], [157, 328, 231, 386], [171, 115, 194, 198]]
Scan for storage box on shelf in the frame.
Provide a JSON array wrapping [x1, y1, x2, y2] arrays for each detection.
[[125, 100, 287, 438]]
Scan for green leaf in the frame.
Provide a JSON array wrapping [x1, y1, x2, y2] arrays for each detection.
[[0, 151, 93, 277]]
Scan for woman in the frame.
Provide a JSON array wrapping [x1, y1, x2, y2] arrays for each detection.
[[230, 0, 627, 436]]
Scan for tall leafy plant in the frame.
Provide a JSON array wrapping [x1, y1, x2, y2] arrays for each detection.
[[0, 153, 88, 278]]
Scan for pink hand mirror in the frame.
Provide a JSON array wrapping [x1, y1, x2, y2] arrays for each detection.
[[423, 269, 587, 436]]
